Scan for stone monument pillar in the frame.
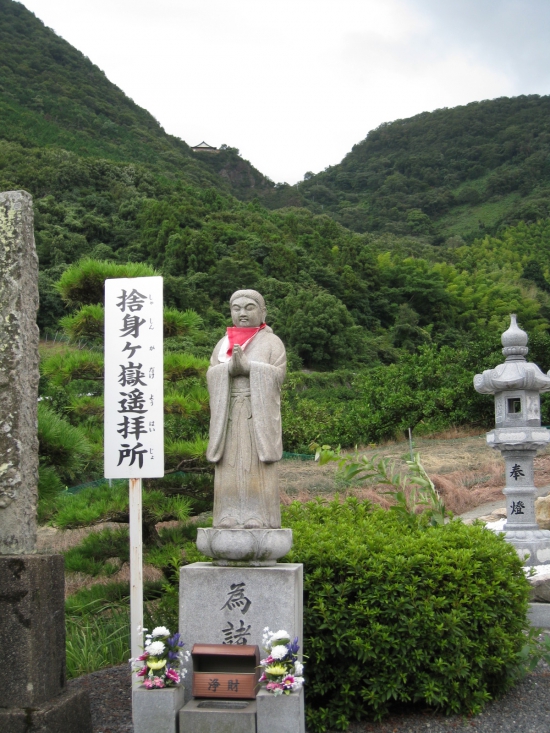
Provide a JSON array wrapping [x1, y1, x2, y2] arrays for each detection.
[[179, 290, 304, 732], [474, 314, 550, 566], [0, 191, 92, 732]]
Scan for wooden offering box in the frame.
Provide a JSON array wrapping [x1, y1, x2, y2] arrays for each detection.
[[191, 644, 260, 700]]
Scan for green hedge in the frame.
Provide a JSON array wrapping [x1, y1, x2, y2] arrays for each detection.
[[283, 499, 530, 731]]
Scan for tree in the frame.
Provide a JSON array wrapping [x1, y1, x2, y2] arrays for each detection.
[[274, 289, 364, 370]]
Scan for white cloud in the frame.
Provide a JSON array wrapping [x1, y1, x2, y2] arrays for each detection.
[[19, 0, 550, 184]]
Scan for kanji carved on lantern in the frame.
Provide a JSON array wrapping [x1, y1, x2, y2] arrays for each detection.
[[474, 314, 550, 565]]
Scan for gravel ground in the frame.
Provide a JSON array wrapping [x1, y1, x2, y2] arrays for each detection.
[[69, 664, 550, 733], [346, 670, 550, 733]]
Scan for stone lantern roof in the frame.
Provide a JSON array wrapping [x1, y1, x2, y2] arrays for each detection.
[[473, 314, 550, 395]]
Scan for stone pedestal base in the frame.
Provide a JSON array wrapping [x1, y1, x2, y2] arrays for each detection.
[[257, 687, 305, 733], [0, 554, 92, 731], [180, 698, 257, 733], [0, 554, 66, 707], [196, 528, 293, 565], [0, 685, 92, 733], [133, 684, 185, 733], [495, 527, 550, 565], [179, 690, 306, 733], [179, 562, 303, 702]]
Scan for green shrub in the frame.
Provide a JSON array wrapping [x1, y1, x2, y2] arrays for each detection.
[[64, 527, 130, 577], [37, 402, 93, 484], [52, 482, 128, 528], [163, 307, 203, 338], [50, 481, 191, 530], [41, 350, 104, 386], [65, 582, 131, 615], [37, 465, 65, 523], [56, 259, 158, 307], [164, 353, 209, 381], [283, 499, 531, 731], [60, 304, 105, 343]]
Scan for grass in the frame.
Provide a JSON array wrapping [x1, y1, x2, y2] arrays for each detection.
[[60, 522, 209, 679], [66, 605, 131, 679], [65, 581, 167, 678], [38, 340, 81, 357]]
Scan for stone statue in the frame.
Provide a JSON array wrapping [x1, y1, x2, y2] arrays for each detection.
[[206, 290, 286, 529]]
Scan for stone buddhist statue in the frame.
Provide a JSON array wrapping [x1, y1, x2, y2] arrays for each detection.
[[206, 289, 286, 530]]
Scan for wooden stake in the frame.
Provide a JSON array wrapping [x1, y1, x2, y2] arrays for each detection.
[[129, 477, 143, 676]]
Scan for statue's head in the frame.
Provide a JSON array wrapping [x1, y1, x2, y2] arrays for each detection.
[[230, 290, 266, 328]]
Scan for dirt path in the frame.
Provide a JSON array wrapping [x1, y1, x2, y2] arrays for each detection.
[[280, 428, 550, 517]]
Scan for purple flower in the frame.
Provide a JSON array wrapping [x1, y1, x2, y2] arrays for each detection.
[[137, 652, 149, 661], [136, 666, 148, 678], [287, 637, 300, 656], [168, 633, 181, 648]]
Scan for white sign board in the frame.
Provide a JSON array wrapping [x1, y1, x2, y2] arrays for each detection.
[[104, 277, 164, 478]]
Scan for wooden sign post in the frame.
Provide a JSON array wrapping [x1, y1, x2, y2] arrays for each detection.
[[104, 277, 164, 670]]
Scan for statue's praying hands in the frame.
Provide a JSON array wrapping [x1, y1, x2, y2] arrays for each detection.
[[228, 344, 250, 377]]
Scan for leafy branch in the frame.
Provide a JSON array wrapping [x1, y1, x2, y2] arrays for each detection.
[[313, 444, 448, 527]]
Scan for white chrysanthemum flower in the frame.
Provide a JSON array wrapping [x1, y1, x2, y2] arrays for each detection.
[[270, 645, 288, 660], [294, 661, 304, 676], [270, 630, 290, 643], [292, 676, 304, 690], [145, 641, 165, 657], [151, 626, 170, 637]]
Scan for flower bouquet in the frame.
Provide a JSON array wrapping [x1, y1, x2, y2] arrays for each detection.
[[131, 626, 189, 689], [259, 627, 305, 696]]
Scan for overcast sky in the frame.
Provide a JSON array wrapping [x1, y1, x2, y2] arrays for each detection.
[[19, 0, 550, 184]]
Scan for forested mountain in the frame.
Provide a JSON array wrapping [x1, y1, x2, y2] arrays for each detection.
[[295, 96, 550, 243], [0, 0, 272, 197], [4, 0, 550, 455]]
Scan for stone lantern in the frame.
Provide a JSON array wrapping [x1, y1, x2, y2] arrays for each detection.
[[474, 314, 550, 566]]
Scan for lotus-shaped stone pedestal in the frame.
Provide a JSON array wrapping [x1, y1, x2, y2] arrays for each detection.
[[196, 528, 293, 566]]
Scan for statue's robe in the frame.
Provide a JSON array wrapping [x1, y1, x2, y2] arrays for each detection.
[[206, 326, 286, 528]]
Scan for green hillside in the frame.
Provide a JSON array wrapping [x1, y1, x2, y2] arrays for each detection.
[[0, 0, 272, 196], [4, 0, 550, 454], [294, 96, 550, 242]]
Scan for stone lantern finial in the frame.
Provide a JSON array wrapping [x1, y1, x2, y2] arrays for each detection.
[[501, 314, 528, 360]]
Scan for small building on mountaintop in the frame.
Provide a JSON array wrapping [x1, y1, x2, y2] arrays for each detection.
[[191, 141, 219, 154]]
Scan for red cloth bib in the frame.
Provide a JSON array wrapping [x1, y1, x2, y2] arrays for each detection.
[[226, 323, 266, 358]]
